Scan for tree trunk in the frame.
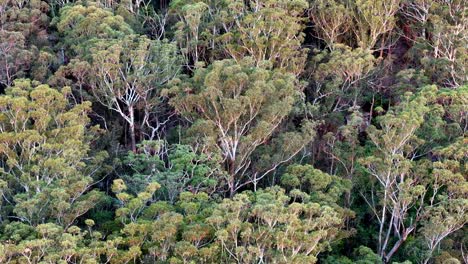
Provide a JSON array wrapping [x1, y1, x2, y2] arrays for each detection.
[[129, 105, 136, 152], [229, 182, 235, 198], [384, 228, 413, 263], [378, 188, 388, 257], [384, 238, 405, 263], [227, 158, 236, 197]]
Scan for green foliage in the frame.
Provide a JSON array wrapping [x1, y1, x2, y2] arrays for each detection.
[[220, 0, 309, 75], [418, 0, 467, 87], [166, 57, 315, 196], [1, 0, 467, 263], [309, 43, 377, 112], [309, 0, 351, 48], [120, 141, 223, 202], [281, 164, 351, 205], [110, 179, 217, 263], [0, 30, 33, 86], [171, 0, 309, 74], [359, 86, 467, 262], [0, 0, 54, 85], [309, 0, 401, 50], [0, 79, 107, 227], [351, 0, 402, 50], [54, 3, 134, 55], [207, 186, 347, 263], [86, 34, 182, 150], [324, 246, 382, 264]]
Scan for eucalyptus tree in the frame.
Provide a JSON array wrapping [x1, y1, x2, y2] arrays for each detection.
[[309, 0, 351, 49], [309, 0, 401, 51], [360, 88, 433, 261], [207, 186, 348, 263], [420, 137, 467, 264], [120, 140, 223, 202], [0, 79, 108, 228], [0, 221, 126, 263], [359, 86, 467, 262], [421, 0, 467, 87], [111, 179, 218, 263], [0, 0, 53, 85], [220, 0, 309, 75], [0, 31, 32, 86], [351, 0, 402, 51], [54, 3, 134, 56], [171, 1, 212, 67], [88, 35, 182, 151], [171, 0, 309, 75], [165, 57, 315, 196], [309, 44, 377, 112]]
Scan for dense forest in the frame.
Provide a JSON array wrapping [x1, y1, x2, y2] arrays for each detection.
[[0, 0, 466, 263]]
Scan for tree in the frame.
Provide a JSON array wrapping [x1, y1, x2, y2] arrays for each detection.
[[119, 140, 223, 202], [420, 136, 467, 264], [309, 44, 377, 112], [170, 0, 241, 68], [309, 0, 401, 51], [0, 31, 33, 86], [165, 57, 315, 196], [1, 0, 467, 262], [207, 186, 347, 263], [322, 109, 365, 207], [437, 86, 467, 135], [360, 87, 433, 262], [54, 3, 134, 56], [359, 86, 467, 263], [88, 35, 182, 151], [0, 221, 124, 263], [401, 0, 434, 39], [309, 0, 351, 49], [324, 246, 382, 264], [0, 79, 108, 228], [220, 0, 309, 75], [111, 179, 217, 263], [111, 179, 177, 262], [280, 164, 352, 207], [171, 1, 210, 68], [170, 0, 309, 75], [0, 0, 53, 85], [351, 0, 402, 51], [420, 0, 467, 87]]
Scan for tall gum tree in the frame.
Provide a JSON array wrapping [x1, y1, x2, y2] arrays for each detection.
[[0, 0, 53, 85], [165, 57, 315, 197], [351, 0, 402, 51], [221, 0, 309, 76], [170, 0, 309, 75], [88, 35, 182, 152], [53, 3, 134, 56], [309, 0, 401, 51], [207, 186, 348, 263], [309, 0, 351, 49], [359, 86, 467, 263], [0, 79, 108, 228]]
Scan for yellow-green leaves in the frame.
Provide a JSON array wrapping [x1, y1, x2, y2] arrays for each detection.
[[88, 34, 182, 151], [222, 0, 309, 75], [171, 0, 309, 74], [166, 57, 313, 196], [309, 0, 351, 48], [359, 86, 467, 262], [207, 187, 346, 263], [352, 0, 402, 50], [0, 79, 105, 227], [54, 4, 133, 55]]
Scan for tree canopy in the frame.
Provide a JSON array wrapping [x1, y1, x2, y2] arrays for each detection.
[[0, 0, 466, 263]]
